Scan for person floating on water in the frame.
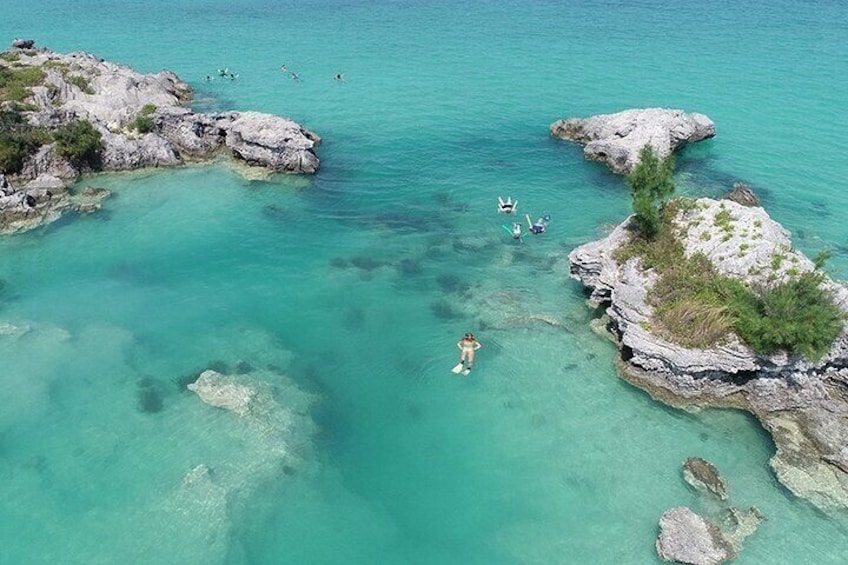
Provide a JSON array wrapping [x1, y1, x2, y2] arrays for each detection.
[[453, 333, 482, 376], [280, 64, 288, 72], [204, 75, 213, 82], [526, 213, 550, 235], [218, 68, 228, 77], [291, 72, 300, 80], [497, 196, 517, 213], [333, 73, 345, 81], [502, 222, 522, 241]]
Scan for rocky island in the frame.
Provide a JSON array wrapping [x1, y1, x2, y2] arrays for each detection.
[[569, 180, 848, 511], [0, 40, 321, 233], [550, 108, 715, 174]]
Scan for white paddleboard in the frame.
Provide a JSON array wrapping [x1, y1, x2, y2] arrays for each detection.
[[451, 363, 464, 374]]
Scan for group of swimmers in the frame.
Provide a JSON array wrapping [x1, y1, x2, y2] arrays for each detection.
[[204, 66, 345, 83], [497, 196, 550, 241], [204, 68, 239, 82], [281, 64, 345, 82]]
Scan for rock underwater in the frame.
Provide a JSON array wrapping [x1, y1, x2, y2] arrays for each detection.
[[0, 41, 321, 233], [550, 108, 715, 174], [569, 195, 848, 511]]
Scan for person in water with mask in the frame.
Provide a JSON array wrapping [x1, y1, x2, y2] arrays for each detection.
[[497, 196, 517, 213], [526, 213, 550, 235], [454, 332, 482, 375]]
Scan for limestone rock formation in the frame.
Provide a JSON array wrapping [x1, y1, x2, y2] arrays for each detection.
[[656, 506, 734, 565], [683, 457, 728, 501], [722, 183, 760, 207], [0, 42, 321, 233], [569, 197, 848, 510], [550, 108, 715, 174]]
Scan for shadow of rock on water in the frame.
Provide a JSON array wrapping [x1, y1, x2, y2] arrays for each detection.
[[137, 376, 166, 413], [430, 299, 467, 320]]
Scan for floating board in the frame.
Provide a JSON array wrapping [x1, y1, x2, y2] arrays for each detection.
[[452, 363, 464, 374]]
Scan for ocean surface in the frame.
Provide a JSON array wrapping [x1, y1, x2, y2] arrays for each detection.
[[2, 1, 848, 563]]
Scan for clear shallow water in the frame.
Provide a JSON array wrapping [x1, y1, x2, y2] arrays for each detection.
[[2, 1, 848, 563]]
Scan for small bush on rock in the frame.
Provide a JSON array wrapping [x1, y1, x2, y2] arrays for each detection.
[[53, 119, 103, 169]]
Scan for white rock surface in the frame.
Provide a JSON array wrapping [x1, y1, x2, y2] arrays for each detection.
[[551, 108, 715, 174], [656, 507, 733, 565]]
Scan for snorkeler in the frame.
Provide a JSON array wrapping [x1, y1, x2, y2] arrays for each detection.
[[280, 64, 288, 72], [218, 68, 228, 77], [204, 75, 213, 82], [454, 333, 482, 375], [497, 196, 517, 213], [526, 213, 550, 235], [291, 72, 300, 80], [333, 73, 345, 81]]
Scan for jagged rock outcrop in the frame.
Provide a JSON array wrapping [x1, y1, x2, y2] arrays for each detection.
[[657, 459, 764, 564], [683, 457, 728, 501], [550, 108, 715, 174], [569, 197, 848, 511], [722, 183, 760, 207], [0, 42, 321, 234], [656, 506, 734, 565]]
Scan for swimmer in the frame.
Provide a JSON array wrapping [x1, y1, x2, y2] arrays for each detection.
[[498, 196, 517, 213], [456, 332, 482, 374], [204, 75, 213, 82], [291, 72, 300, 80], [511, 222, 522, 240], [333, 73, 345, 81], [280, 64, 288, 72], [526, 213, 549, 235], [218, 68, 228, 77]]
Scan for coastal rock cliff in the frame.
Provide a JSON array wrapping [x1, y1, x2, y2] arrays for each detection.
[[569, 197, 848, 511], [0, 42, 321, 233], [550, 108, 715, 174]]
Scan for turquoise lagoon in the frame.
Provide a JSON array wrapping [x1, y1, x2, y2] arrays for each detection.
[[1, 1, 848, 563]]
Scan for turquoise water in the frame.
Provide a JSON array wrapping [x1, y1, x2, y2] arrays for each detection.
[[2, 1, 848, 563]]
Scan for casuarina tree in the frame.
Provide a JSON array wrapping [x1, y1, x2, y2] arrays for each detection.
[[626, 144, 676, 239]]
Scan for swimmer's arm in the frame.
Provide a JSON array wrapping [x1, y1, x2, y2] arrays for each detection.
[[474, 341, 482, 349]]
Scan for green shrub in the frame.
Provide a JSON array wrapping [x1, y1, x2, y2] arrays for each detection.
[[140, 103, 156, 116], [66, 74, 94, 94], [53, 119, 103, 168], [731, 272, 843, 360], [0, 65, 45, 102], [0, 109, 49, 173], [626, 144, 676, 239]]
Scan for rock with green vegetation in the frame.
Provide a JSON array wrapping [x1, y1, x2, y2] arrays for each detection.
[[569, 194, 848, 512], [550, 108, 715, 174], [0, 41, 322, 234]]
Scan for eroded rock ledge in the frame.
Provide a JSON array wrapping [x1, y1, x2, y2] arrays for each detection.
[[569, 197, 848, 511], [0, 41, 321, 233], [550, 108, 715, 174]]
